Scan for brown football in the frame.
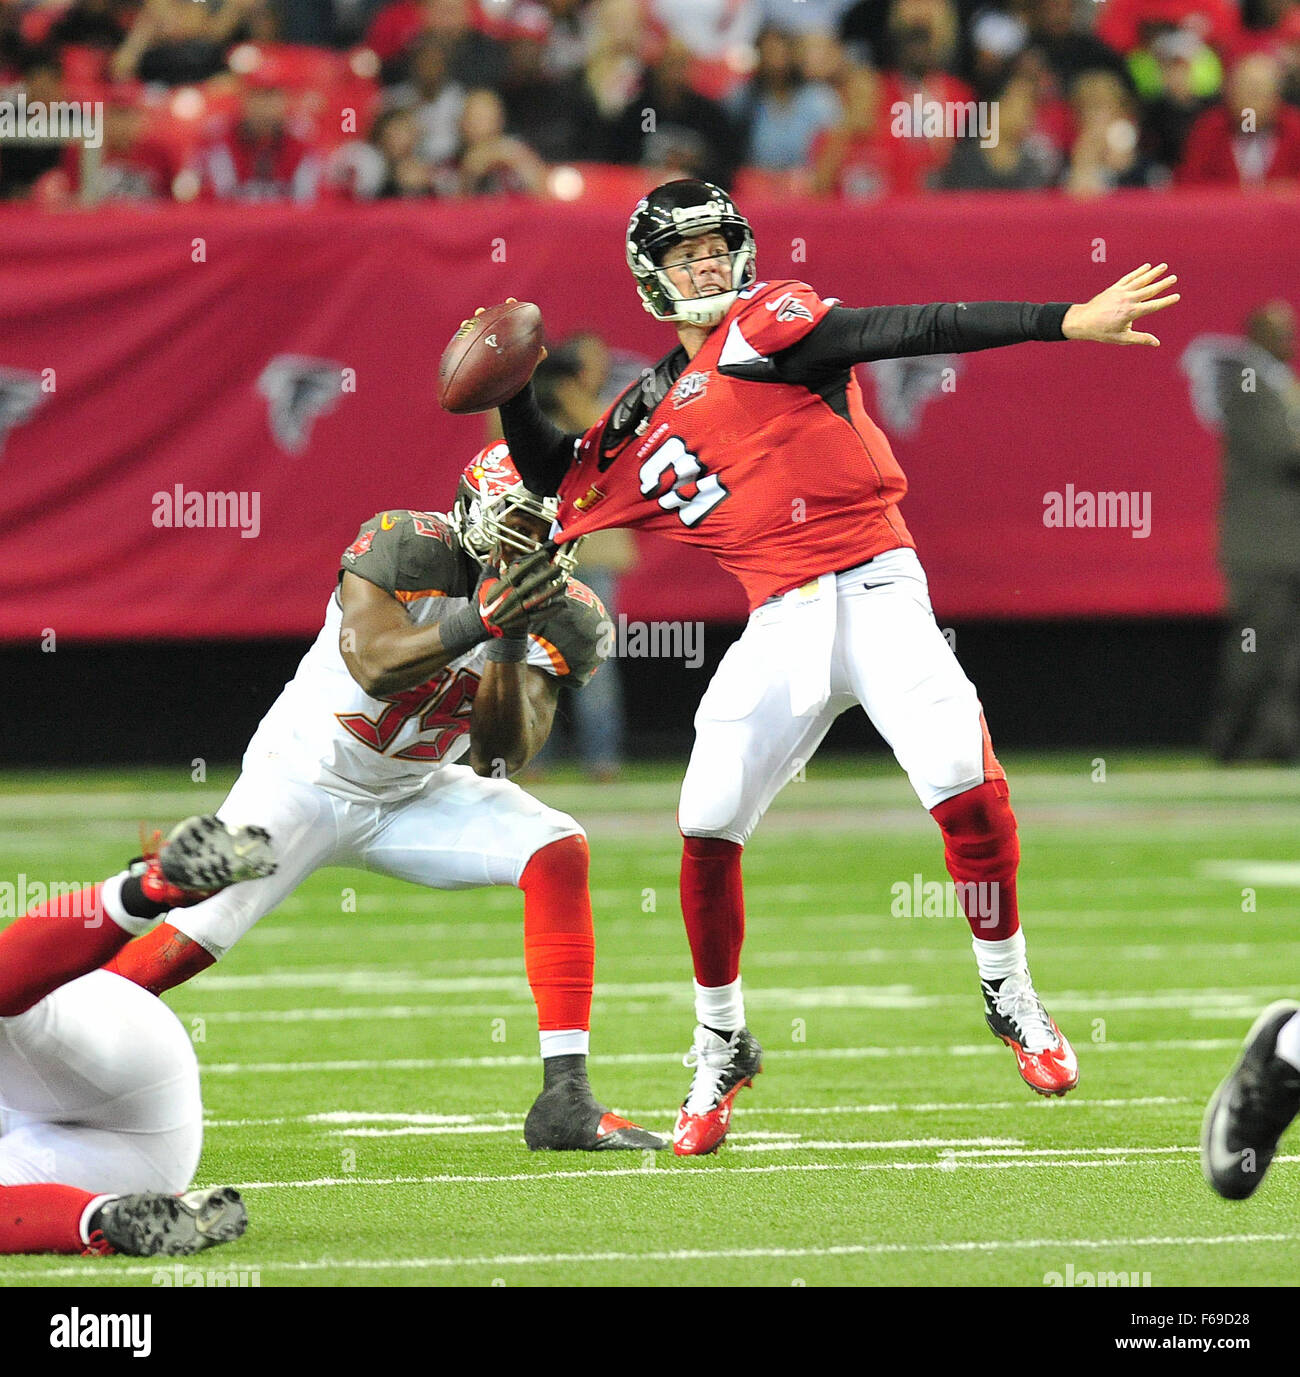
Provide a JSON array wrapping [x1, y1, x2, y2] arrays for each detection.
[[438, 299, 544, 414]]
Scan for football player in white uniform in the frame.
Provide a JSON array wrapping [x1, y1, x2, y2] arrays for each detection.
[[107, 445, 665, 1152], [0, 815, 271, 1255]]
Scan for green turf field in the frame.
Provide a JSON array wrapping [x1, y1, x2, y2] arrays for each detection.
[[1, 753, 1298, 1287]]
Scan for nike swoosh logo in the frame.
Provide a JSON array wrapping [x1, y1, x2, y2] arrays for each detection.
[[381, 513, 396, 530], [1208, 1097, 1244, 1163]]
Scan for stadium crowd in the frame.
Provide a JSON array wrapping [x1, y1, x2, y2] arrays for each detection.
[[0, 0, 1298, 204]]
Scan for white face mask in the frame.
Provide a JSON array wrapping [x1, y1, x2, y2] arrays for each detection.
[[651, 246, 754, 326]]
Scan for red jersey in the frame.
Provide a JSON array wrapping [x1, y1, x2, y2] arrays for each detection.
[[554, 279, 915, 611]]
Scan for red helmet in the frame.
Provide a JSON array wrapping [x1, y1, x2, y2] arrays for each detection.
[[450, 442, 580, 572]]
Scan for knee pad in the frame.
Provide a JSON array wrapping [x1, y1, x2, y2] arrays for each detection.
[[678, 748, 748, 840]]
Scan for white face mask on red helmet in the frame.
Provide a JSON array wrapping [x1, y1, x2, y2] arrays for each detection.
[[450, 442, 582, 574]]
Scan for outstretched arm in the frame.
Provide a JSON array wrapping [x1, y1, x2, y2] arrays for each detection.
[[769, 263, 1180, 382], [498, 381, 579, 498]]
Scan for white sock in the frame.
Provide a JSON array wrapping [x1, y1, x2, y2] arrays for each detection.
[[971, 928, 1027, 983], [539, 1028, 589, 1058], [695, 977, 744, 1033], [1275, 1011, 1300, 1071], [80, 1194, 116, 1244]]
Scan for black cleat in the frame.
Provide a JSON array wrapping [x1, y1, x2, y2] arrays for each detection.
[[524, 1079, 667, 1151], [1202, 1000, 1300, 1200], [96, 1186, 249, 1256]]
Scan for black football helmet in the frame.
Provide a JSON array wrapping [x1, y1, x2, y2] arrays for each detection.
[[626, 179, 757, 327]]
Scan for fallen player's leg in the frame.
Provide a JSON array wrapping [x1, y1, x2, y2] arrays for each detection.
[[0, 816, 273, 1255]]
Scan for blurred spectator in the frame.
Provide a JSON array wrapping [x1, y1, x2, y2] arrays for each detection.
[[1206, 300, 1300, 763], [47, 0, 133, 54], [571, 0, 645, 134], [1025, 0, 1130, 88], [199, 69, 323, 201], [326, 105, 449, 196], [934, 71, 1060, 188], [1269, 7, 1300, 105], [383, 33, 466, 163], [0, 6, 28, 82], [877, 0, 978, 187], [810, 64, 927, 197], [1095, 0, 1243, 57], [1064, 67, 1161, 192], [650, 0, 759, 62], [1139, 27, 1216, 173], [112, 0, 264, 85], [1007, 43, 1077, 163], [367, 0, 506, 85], [454, 85, 545, 191], [725, 25, 840, 169], [498, 30, 600, 160], [1177, 52, 1300, 185], [797, 28, 854, 90], [0, 49, 66, 200], [967, 8, 1031, 101], [274, 0, 388, 48], [1126, 19, 1223, 101], [756, 0, 858, 37], [839, 0, 890, 64], [57, 83, 181, 202], [533, 0, 591, 82], [605, 36, 741, 185]]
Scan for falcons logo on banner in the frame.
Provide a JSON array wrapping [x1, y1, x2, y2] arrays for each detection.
[[257, 355, 344, 455], [0, 368, 45, 460], [866, 354, 959, 436]]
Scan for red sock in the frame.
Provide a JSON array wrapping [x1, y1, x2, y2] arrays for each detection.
[[519, 836, 594, 1032], [0, 884, 134, 1016], [930, 779, 1021, 941], [680, 836, 745, 987], [104, 922, 216, 996], [0, 1184, 101, 1254]]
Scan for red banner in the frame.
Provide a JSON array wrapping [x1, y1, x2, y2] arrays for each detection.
[[0, 191, 1292, 641]]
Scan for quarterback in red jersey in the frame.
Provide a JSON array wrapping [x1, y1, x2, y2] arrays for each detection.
[[499, 178, 1180, 1154]]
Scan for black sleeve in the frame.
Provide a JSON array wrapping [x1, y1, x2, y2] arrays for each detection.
[[497, 382, 581, 498], [768, 301, 1073, 385]]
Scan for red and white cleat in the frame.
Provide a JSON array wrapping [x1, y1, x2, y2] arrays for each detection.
[[673, 1026, 763, 1156], [982, 971, 1079, 1096]]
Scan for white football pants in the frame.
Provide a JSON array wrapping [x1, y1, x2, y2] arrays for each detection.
[[679, 548, 1002, 843], [173, 763, 584, 958], [0, 971, 202, 1193]]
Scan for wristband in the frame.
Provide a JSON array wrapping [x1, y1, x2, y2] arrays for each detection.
[[486, 635, 529, 662], [439, 603, 492, 657]]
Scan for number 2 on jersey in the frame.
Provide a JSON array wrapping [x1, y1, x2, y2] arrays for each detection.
[[639, 436, 728, 528]]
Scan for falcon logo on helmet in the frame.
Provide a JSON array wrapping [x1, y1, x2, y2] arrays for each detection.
[[451, 442, 582, 573], [626, 179, 757, 328]]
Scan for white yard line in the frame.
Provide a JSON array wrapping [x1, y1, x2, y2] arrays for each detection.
[[216, 1153, 1297, 1187], [198, 1038, 1242, 1073], [184, 987, 1287, 1021], [201, 1096, 1190, 1129], [728, 1142, 1196, 1156], [8, 1231, 1298, 1282]]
